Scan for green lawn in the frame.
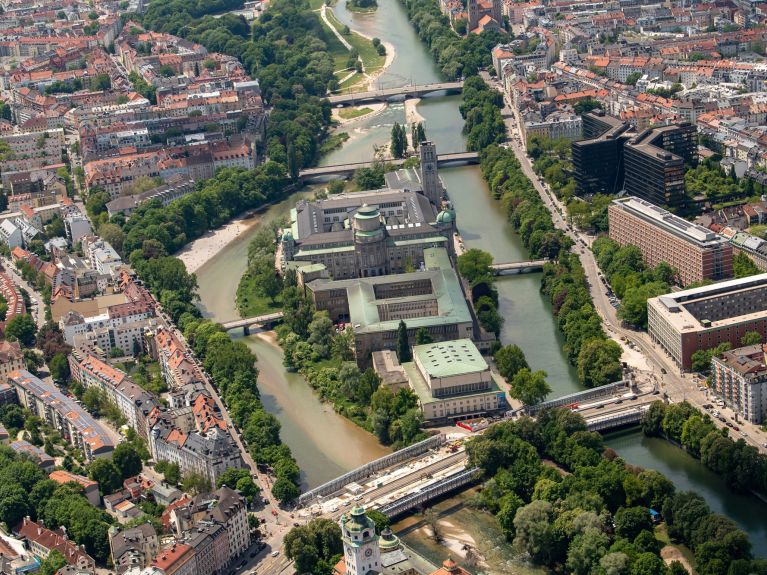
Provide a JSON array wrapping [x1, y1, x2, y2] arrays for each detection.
[[236, 270, 284, 317], [325, 9, 385, 75], [338, 106, 374, 119]]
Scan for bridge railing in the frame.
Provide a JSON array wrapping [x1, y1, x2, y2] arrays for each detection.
[[524, 379, 631, 416], [298, 433, 447, 506], [378, 467, 478, 517], [586, 406, 649, 432]]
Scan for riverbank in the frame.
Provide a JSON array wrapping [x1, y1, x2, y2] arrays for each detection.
[[331, 101, 387, 124], [177, 210, 260, 273]]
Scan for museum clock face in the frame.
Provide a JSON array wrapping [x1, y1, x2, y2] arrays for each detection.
[[365, 548, 373, 557]]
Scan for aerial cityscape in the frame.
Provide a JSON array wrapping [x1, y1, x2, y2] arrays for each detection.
[[0, 0, 767, 573]]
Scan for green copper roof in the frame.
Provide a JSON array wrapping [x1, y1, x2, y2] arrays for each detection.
[[413, 339, 488, 378], [355, 204, 380, 219], [436, 209, 455, 224]]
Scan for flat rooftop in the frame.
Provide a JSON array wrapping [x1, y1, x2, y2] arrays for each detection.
[[612, 196, 726, 247], [649, 273, 767, 332], [413, 339, 487, 378], [309, 248, 471, 334]]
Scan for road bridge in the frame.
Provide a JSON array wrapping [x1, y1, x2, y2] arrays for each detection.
[[524, 379, 633, 416], [221, 312, 284, 335], [328, 81, 464, 106], [586, 405, 652, 432], [298, 152, 479, 181], [378, 467, 479, 518], [490, 259, 550, 275], [298, 434, 447, 507]]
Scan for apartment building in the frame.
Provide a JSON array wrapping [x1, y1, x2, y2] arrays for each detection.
[[151, 543, 196, 575], [168, 486, 251, 562], [648, 275, 767, 370], [9, 440, 54, 472], [69, 353, 160, 440], [49, 470, 101, 506], [0, 341, 24, 381], [711, 344, 767, 423], [14, 517, 96, 573], [0, 269, 26, 320], [105, 175, 195, 218], [60, 299, 153, 354], [8, 370, 115, 460], [608, 197, 732, 286], [109, 524, 159, 574]]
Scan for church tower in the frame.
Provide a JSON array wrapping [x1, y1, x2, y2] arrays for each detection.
[[340, 506, 381, 575], [419, 140, 442, 206], [467, 0, 479, 32]]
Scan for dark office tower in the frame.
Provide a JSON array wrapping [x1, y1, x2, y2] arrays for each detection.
[[571, 111, 630, 196], [623, 124, 697, 208]]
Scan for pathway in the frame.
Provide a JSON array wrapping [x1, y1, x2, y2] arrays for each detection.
[[321, 5, 352, 50]]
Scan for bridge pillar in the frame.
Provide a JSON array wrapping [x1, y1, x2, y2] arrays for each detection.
[[243, 325, 250, 336]]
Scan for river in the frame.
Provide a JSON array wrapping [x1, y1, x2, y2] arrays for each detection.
[[193, 0, 766, 564]]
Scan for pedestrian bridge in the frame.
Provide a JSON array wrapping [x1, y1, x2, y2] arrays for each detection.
[[298, 152, 479, 181], [221, 312, 284, 335], [490, 259, 551, 275], [328, 81, 464, 106]]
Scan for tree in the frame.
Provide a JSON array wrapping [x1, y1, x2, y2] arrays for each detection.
[[415, 327, 432, 345], [457, 249, 493, 283], [691, 349, 713, 373], [614, 507, 653, 541], [112, 443, 142, 480], [600, 552, 629, 575], [85, 190, 111, 218], [366, 509, 390, 533], [495, 344, 529, 381], [566, 528, 611, 575], [272, 475, 300, 503], [182, 472, 211, 495], [513, 500, 555, 564], [630, 552, 668, 575], [89, 458, 122, 495], [39, 550, 67, 575], [396, 320, 411, 362], [390, 122, 406, 158], [577, 338, 623, 388], [285, 518, 342, 574], [733, 252, 760, 278], [155, 460, 180, 485], [741, 331, 762, 346], [5, 314, 36, 347], [510, 368, 551, 406]]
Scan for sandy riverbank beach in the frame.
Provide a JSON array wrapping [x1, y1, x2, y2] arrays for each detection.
[[177, 213, 259, 274], [404, 97, 425, 124]]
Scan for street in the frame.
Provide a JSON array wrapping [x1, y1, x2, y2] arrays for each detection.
[[152, 307, 295, 575], [480, 75, 767, 453], [1, 256, 48, 327]]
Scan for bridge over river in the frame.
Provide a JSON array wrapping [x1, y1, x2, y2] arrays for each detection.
[[298, 151, 479, 181], [297, 381, 658, 520], [328, 81, 464, 106]]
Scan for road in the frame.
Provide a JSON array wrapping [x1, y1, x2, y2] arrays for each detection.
[[483, 76, 767, 453], [152, 306, 296, 574], [1, 256, 47, 327]]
